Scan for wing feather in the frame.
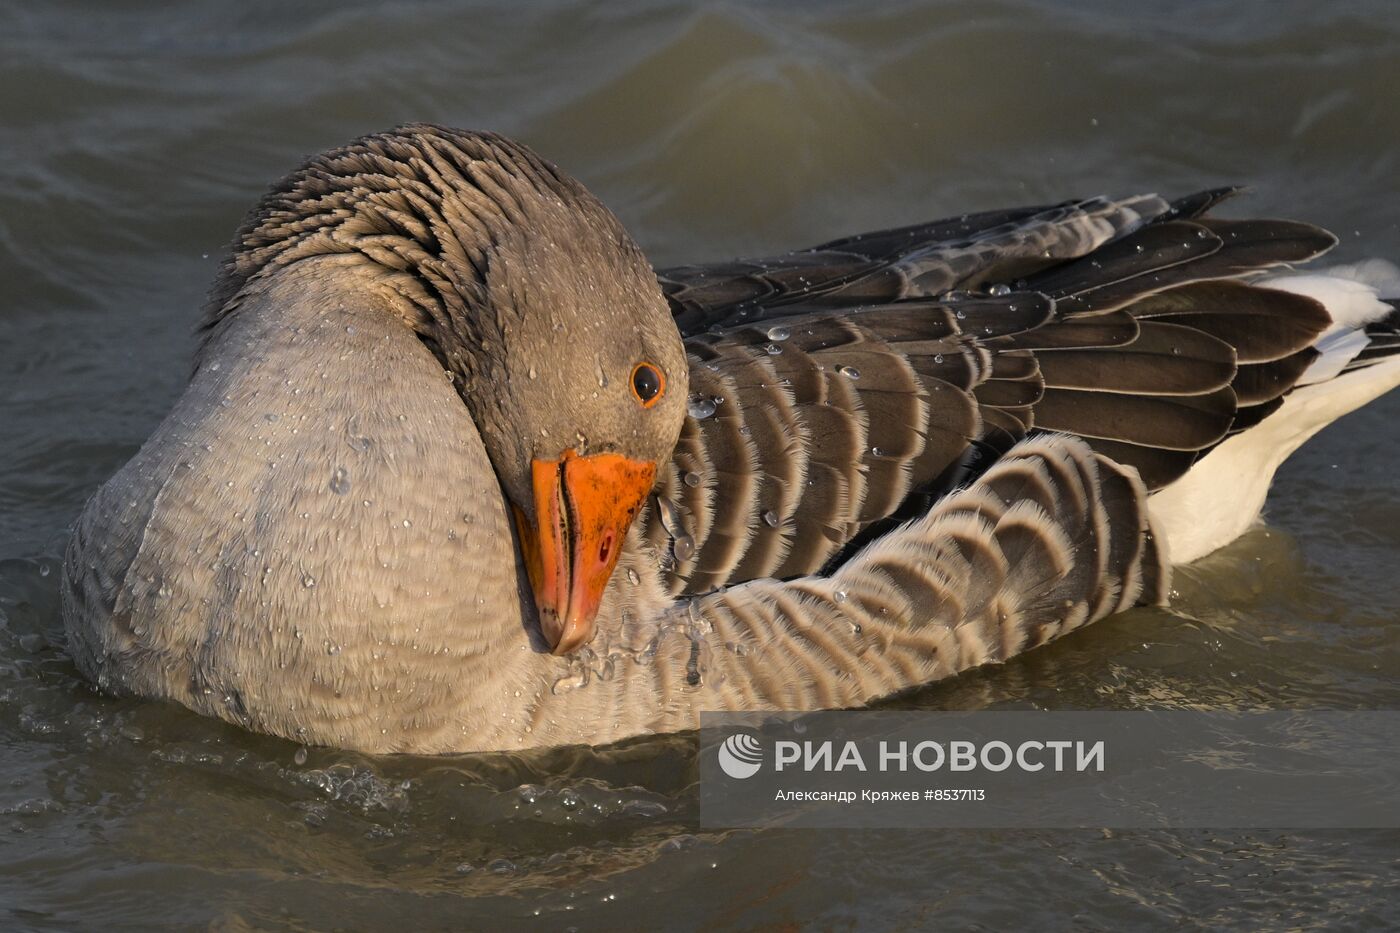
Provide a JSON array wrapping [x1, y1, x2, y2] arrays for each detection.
[[650, 190, 1336, 597]]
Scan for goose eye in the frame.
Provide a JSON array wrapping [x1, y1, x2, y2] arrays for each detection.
[[630, 362, 665, 408]]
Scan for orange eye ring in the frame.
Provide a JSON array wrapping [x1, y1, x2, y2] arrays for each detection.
[[630, 362, 665, 408]]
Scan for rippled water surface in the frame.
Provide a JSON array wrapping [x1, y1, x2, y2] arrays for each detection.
[[3, 1, 1400, 929]]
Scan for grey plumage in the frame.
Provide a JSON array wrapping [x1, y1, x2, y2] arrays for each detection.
[[646, 188, 1338, 599], [58, 126, 1398, 754], [658, 436, 1166, 714]]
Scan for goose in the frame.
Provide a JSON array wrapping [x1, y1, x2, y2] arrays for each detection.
[[61, 124, 1400, 754]]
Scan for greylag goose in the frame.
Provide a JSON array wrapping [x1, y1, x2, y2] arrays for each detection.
[[62, 124, 1400, 754]]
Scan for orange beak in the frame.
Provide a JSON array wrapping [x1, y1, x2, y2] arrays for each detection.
[[512, 450, 656, 654]]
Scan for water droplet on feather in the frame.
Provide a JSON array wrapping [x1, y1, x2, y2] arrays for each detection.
[[672, 535, 695, 562], [688, 397, 717, 420]]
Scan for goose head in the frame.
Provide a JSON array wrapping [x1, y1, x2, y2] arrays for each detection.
[[465, 199, 690, 656], [207, 124, 689, 655]]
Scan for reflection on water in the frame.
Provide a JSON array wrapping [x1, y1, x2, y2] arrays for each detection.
[[2, 0, 1399, 927]]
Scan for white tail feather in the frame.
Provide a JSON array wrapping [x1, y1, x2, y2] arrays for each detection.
[[1149, 263, 1400, 564]]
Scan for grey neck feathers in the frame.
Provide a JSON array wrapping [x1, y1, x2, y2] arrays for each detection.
[[197, 123, 632, 389]]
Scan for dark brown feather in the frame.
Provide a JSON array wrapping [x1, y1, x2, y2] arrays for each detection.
[[649, 190, 1343, 599]]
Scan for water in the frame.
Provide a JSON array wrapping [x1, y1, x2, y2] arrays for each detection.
[[3, 0, 1400, 928]]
